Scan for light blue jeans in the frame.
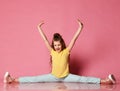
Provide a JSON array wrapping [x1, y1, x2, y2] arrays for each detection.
[[19, 73, 100, 84]]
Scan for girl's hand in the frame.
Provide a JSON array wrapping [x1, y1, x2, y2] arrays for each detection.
[[77, 19, 83, 29], [38, 21, 44, 28]]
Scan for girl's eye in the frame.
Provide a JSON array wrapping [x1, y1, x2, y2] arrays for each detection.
[[54, 44, 55, 46]]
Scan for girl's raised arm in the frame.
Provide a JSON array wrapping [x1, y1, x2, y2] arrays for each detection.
[[37, 21, 52, 52], [67, 19, 83, 52]]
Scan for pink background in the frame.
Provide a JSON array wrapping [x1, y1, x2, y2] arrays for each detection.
[[0, 0, 120, 82]]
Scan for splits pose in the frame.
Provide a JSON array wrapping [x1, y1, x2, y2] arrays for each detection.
[[4, 19, 116, 84]]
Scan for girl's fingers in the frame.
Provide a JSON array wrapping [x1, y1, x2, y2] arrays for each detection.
[[38, 21, 44, 27], [77, 19, 83, 27]]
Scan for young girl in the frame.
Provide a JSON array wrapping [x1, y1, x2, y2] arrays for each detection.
[[4, 19, 116, 84]]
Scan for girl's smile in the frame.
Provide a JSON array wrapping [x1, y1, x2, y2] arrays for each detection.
[[53, 41, 62, 53]]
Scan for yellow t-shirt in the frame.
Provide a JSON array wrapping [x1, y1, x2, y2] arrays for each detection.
[[50, 48, 70, 78]]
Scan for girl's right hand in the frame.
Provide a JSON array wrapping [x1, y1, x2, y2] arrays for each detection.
[[38, 21, 44, 28], [77, 19, 83, 29]]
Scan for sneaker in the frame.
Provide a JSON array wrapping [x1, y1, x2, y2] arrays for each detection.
[[4, 72, 13, 84], [4, 72, 9, 83], [108, 74, 116, 84]]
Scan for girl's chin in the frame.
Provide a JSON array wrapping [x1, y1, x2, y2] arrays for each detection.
[[56, 50, 61, 53]]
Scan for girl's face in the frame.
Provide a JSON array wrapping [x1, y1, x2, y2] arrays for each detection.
[[53, 41, 62, 53]]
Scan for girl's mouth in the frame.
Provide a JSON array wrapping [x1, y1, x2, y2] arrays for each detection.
[[55, 48, 61, 51], [56, 48, 60, 50]]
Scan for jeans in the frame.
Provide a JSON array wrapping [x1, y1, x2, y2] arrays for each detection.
[[19, 73, 100, 84]]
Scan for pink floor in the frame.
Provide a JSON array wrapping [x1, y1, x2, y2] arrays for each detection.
[[0, 82, 120, 91]]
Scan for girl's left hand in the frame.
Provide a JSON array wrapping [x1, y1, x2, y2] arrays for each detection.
[[77, 19, 83, 29], [38, 21, 44, 28]]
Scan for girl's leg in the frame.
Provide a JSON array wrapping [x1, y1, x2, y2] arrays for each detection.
[[18, 74, 57, 83], [4, 72, 58, 84], [64, 74, 100, 84], [64, 74, 116, 84]]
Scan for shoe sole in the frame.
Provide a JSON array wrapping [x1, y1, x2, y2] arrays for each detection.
[[108, 74, 116, 84]]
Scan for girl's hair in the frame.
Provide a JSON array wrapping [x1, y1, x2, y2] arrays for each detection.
[[50, 33, 66, 66], [51, 33, 66, 51]]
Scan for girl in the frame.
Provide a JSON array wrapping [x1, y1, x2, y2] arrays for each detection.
[[4, 19, 116, 84]]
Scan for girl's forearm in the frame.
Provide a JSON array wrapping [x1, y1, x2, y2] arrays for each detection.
[[73, 26, 83, 41], [37, 24, 52, 51], [38, 26, 48, 41], [67, 20, 83, 51]]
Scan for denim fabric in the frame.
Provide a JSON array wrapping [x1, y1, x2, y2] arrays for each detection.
[[19, 73, 100, 84]]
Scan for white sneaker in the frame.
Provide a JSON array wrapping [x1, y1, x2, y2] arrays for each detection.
[[108, 74, 116, 84], [4, 72, 9, 83]]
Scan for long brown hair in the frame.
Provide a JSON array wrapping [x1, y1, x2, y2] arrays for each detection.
[[50, 33, 66, 67], [51, 33, 66, 51]]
